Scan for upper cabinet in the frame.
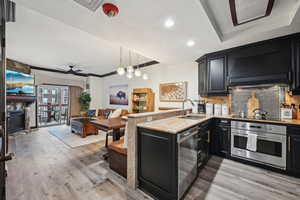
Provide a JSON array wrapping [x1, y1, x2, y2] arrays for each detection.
[[207, 55, 227, 95], [198, 58, 208, 96], [227, 38, 292, 86], [198, 55, 228, 96], [197, 33, 300, 96], [292, 36, 300, 94]]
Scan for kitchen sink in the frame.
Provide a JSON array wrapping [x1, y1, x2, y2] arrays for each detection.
[[179, 115, 206, 120]]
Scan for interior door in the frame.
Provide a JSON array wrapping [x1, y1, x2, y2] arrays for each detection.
[[0, 1, 15, 199]]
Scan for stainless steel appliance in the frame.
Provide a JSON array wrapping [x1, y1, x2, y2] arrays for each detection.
[[177, 126, 199, 199], [231, 121, 287, 169], [197, 101, 206, 114]]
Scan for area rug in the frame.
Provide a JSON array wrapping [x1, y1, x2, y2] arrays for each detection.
[[48, 125, 107, 148]]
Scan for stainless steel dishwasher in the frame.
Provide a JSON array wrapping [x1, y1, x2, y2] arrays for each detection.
[[177, 126, 199, 199]]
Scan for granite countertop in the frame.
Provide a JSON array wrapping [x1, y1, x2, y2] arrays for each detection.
[[137, 114, 300, 134]]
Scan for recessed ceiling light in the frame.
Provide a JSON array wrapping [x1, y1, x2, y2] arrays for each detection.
[[187, 40, 195, 47], [164, 18, 175, 28]]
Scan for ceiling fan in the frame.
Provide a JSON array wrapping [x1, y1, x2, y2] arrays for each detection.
[[56, 65, 83, 74]]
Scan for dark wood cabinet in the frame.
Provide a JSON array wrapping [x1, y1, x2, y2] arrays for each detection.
[[138, 127, 178, 200], [210, 119, 230, 157], [198, 58, 208, 96], [207, 55, 227, 95], [287, 126, 300, 175], [292, 37, 300, 94], [227, 38, 292, 86], [197, 55, 227, 96]]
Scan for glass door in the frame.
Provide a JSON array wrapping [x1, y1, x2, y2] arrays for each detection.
[[37, 85, 69, 127]]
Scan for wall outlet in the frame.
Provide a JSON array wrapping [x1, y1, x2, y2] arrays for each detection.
[[146, 116, 153, 122]]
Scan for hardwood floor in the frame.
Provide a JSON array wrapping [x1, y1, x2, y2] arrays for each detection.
[[6, 126, 300, 200], [185, 156, 300, 200], [7, 127, 127, 200]]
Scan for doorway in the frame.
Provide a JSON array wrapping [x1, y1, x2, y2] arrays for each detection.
[[37, 85, 69, 127]]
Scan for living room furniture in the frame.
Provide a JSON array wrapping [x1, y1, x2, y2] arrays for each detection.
[[132, 88, 155, 113], [71, 118, 98, 138], [108, 138, 127, 178], [97, 108, 129, 119], [90, 117, 126, 147]]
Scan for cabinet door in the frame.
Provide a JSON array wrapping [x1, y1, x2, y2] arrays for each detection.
[[138, 128, 177, 200], [207, 56, 227, 94], [198, 59, 207, 96], [288, 134, 300, 174], [228, 38, 292, 86], [216, 127, 230, 157], [292, 37, 300, 93]]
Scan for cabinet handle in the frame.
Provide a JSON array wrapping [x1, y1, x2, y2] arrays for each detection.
[[288, 136, 291, 153], [207, 131, 210, 143]]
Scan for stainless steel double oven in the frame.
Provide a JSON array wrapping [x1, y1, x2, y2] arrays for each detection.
[[231, 121, 287, 170]]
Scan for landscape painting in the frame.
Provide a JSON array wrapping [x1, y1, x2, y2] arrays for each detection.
[[6, 70, 35, 95], [109, 84, 129, 105]]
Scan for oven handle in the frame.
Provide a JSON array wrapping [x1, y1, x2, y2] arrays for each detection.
[[232, 132, 285, 142]]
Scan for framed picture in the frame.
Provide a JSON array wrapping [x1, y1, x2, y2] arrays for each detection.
[[159, 82, 187, 102], [109, 84, 129, 105]]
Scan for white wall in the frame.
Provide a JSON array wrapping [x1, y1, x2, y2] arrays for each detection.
[[88, 76, 103, 110], [101, 61, 198, 112]]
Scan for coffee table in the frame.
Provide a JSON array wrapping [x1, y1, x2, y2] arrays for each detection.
[[71, 118, 99, 138]]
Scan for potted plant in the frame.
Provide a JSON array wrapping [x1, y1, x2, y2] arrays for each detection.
[[79, 92, 91, 112]]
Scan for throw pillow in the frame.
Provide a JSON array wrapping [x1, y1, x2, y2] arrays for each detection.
[[109, 108, 122, 118]]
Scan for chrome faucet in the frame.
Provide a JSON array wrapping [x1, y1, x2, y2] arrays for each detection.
[[182, 98, 195, 113]]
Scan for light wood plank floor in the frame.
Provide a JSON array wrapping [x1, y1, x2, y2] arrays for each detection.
[[6, 126, 300, 200], [7, 127, 127, 200]]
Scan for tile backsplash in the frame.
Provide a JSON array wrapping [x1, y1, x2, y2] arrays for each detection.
[[230, 86, 286, 119]]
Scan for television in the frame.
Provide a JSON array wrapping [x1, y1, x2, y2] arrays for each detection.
[[6, 70, 35, 95]]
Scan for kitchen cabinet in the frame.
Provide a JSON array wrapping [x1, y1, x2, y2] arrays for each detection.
[[211, 119, 230, 157], [287, 126, 300, 175], [138, 127, 178, 200], [292, 37, 300, 94], [207, 55, 227, 95], [197, 120, 210, 168], [197, 55, 227, 96], [198, 58, 208, 96], [227, 38, 292, 86]]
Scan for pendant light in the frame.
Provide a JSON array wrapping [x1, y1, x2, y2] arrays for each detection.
[[117, 47, 125, 75], [134, 54, 142, 77], [142, 73, 149, 80], [126, 50, 134, 73]]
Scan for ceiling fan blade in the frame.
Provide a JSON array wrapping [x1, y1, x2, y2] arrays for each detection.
[[55, 67, 67, 71]]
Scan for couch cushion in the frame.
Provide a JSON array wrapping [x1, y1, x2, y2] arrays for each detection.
[[109, 108, 122, 118]]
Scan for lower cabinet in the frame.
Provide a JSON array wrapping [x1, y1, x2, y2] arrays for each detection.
[[287, 127, 300, 175], [211, 119, 230, 157], [138, 127, 178, 200]]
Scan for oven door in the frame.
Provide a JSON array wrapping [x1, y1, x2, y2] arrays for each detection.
[[231, 129, 286, 169]]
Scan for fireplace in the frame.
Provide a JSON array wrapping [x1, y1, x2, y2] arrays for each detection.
[[7, 110, 25, 134], [7, 96, 36, 134]]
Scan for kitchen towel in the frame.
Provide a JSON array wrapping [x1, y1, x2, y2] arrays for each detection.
[[246, 133, 257, 152]]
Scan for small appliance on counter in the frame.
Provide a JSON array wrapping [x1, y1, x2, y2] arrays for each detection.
[[205, 103, 214, 115], [221, 104, 229, 116], [214, 104, 222, 116], [197, 100, 206, 114]]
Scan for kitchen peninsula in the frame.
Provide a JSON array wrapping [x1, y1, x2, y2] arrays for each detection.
[[130, 113, 300, 200]]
